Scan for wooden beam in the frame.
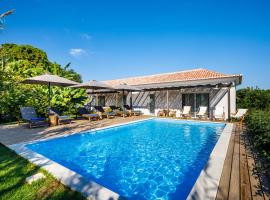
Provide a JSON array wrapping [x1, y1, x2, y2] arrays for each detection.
[[142, 83, 233, 91]]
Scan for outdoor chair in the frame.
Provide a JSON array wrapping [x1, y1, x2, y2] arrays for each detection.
[[123, 105, 141, 116], [78, 107, 100, 121], [231, 109, 248, 123], [109, 106, 129, 117], [49, 108, 72, 125], [20, 107, 48, 128], [94, 106, 115, 119], [213, 107, 225, 121], [176, 110, 182, 118], [181, 106, 192, 118], [157, 109, 167, 117], [196, 106, 208, 119]]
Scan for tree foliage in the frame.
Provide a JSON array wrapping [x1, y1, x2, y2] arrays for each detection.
[[0, 43, 88, 123], [237, 87, 270, 110]]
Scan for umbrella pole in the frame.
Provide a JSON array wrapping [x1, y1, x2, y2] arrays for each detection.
[[48, 82, 51, 117], [48, 82, 51, 108]]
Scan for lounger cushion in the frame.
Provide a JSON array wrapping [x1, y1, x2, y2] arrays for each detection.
[[58, 116, 71, 120], [30, 117, 46, 121], [84, 114, 99, 117], [107, 112, 115, 116]]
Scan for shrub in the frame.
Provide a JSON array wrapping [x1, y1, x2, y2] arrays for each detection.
[[245, 110, 270, 161], [237, 87, 270, 110]]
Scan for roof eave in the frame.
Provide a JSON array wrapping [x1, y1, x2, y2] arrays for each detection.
[[127, 75, 242, 89]]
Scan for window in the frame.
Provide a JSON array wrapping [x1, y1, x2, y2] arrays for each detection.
[[182, 93, 209, 116]]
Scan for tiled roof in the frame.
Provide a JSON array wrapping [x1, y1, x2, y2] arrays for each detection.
[[102, 68, 241, 86]]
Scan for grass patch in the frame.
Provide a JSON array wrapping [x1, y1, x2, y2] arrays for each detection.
[[0, 144, 85, 200]]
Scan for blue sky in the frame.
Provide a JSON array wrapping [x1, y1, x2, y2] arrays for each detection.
[[1, 0, 270, 88]]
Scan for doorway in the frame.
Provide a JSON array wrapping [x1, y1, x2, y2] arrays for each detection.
[[98, 96, 105, 107]]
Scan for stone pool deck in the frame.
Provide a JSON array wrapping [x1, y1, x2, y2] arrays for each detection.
[[0, 115, 150, 145]]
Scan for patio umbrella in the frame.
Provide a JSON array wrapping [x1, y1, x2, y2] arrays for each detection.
[[22, 74, 79, 107], [70, 80, 113, 90], [112, 83, 142, 108], [71, 80, 114, 107]]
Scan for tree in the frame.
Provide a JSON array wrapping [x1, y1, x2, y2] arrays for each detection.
[[0, 43, 88, 123], [237, 87, 270, 110]]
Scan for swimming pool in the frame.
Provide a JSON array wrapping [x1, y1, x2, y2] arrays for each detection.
[[26, 118, 225, 200]]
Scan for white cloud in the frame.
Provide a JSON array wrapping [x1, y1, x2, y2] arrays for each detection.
[[80, 33, 92, 40], [69, 48, 86, 57]]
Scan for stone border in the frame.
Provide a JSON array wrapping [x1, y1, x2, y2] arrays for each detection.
[[8, 118, 153, 200], [187, 123, 234, 200], [8, 118, 232, 200], [9, 143, 119, 200]]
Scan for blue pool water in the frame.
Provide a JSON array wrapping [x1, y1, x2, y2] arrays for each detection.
[[27, 119, 225, 200]]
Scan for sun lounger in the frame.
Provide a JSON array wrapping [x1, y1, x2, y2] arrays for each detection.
[[109, 106, 129, 117], [196, 106, 208, 119], [213, 107, 224, 121], [49, 108, 72, 125], [231, 109, 248, 123], [176, 110, 182, 118], [78, 107, 100, 121], [123, 105, 141, 116], [181, 106, 192, 118], [94, 106, 115, 119], [20, 107, 48, 128]]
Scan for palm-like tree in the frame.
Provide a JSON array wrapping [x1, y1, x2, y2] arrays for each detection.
[[0, 9, 15, 29]]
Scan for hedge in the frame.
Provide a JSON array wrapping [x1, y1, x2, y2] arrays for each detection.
[[245, 110, 270, 161]]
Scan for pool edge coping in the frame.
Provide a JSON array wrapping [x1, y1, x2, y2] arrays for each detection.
[[8, 117, 153, 200], [8, 117, 232, 200], [187, 122, 234, 200]]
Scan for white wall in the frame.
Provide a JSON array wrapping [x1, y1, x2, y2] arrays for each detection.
[[214, 86, 236, 120], [230, 86, 236, 114], [95, 86, 237, 120], [215, 91, 229, 119]]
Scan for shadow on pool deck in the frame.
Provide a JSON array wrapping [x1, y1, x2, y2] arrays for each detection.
[[0, 115, 150, 145]]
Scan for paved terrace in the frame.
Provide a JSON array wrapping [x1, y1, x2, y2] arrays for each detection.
[[0, 115, 150, 145], [0, 116, 269, 199]]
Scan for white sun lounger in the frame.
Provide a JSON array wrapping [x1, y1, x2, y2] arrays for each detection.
[[213, 107, 224, 121], [196, 106, 208, 119], [181, 106, 191, 118], [231, 109, 248, 122], [176, 110, 182, 118]]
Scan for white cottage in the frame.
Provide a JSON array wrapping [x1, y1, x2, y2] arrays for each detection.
[[88, 68, 242, 120]]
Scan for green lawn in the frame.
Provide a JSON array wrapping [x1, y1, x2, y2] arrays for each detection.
[[0, 144, 85, 200]]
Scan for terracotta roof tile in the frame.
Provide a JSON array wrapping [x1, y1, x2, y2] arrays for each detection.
[[102, 68, 241, 86]]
